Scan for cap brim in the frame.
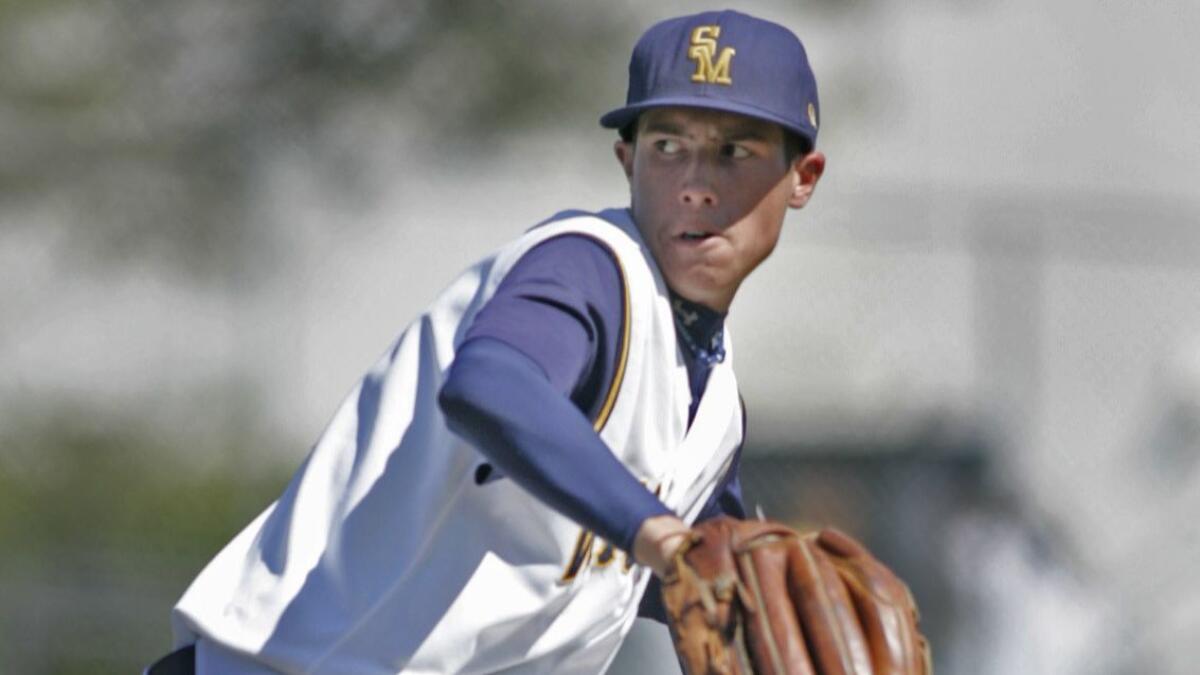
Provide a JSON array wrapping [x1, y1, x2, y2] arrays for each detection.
[[599, 96, 815, 147]]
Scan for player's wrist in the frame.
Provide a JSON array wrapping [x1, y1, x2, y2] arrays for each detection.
[[633, 514, 691, 577]]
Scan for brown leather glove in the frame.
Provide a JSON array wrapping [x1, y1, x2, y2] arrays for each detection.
[[660, 516, 931, 675]]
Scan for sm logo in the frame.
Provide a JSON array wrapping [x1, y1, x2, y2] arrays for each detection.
[[688, 25, 735, 85]]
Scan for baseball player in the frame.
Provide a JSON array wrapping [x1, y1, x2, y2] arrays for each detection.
[[147, 10, 825, 674]]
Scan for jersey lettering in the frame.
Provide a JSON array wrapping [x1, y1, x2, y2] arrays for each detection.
[[560, 530, 596, 583], [559, 482, 662, 582], [593, 540, 616, 568]]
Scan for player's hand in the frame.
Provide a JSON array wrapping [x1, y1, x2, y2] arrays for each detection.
[[633, 514, 692, 578]]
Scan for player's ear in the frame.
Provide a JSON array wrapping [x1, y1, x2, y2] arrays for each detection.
[[787, 150, 825, 209], [614, 140, 635, 180]]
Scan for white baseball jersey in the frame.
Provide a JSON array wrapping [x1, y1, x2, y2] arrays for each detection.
[[171, 208, 745, 674]]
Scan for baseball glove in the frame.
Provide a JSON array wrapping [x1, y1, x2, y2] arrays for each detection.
[[660, 516, 931, 675]]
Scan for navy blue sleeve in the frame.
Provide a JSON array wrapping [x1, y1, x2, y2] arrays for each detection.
[[462, 234, 623, 417], [438, 337, 672, 553], [439, 233, 672, 554]]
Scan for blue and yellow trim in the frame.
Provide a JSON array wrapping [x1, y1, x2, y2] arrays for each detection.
[[590, 238, 630, 433], [555, 233, 631, 583]]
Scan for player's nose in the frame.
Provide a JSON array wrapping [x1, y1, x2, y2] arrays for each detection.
[[678, 161, 718, 208]]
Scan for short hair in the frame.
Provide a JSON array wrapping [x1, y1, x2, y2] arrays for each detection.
[[619, 118, 813, 164]]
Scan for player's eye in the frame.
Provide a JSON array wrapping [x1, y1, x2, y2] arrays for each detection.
[[655, 139, 683, 155], [721, 143, 752, 159]]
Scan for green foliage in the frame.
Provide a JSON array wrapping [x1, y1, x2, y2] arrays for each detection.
[[0, 417, 288, 556], [0, 0, 637, 281], [0, 414, 292, 674]]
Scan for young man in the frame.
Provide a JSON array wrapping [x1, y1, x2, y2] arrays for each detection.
[[150, 9, 824, 674]]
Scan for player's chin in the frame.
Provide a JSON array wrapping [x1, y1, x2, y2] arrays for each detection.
[[665, 265, 737, 307], [663, 236, 734, 265]]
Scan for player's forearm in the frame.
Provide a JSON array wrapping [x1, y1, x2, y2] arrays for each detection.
[[438, 336, 673, 554]]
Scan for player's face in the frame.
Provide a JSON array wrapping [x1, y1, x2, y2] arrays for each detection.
[[615, 107, 825, 312]]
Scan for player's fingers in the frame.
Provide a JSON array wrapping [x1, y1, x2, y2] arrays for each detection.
[[733, 530, 816, 675], [671, 518, 760, 674], [788, 533, 873, 675], [817, 528, 928, 675]]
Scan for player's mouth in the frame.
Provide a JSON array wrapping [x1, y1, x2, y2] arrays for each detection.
[[680, 231, 713, 241]]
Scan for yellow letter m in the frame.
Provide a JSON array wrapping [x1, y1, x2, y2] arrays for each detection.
[[688, 26, 735, 85]]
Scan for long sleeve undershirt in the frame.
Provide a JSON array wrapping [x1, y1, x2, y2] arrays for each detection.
[[436, 232, 745, 621]]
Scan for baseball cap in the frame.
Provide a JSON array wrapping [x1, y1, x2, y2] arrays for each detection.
[[600, 10, 819, 150]]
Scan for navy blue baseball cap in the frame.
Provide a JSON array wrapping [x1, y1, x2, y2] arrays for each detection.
[[600, 10, 819, 150]]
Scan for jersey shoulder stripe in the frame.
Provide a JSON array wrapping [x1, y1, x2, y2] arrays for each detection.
[[587, 235, 630, 433]]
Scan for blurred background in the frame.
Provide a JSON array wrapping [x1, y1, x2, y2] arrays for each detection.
[[2, 0, 1198, 672]]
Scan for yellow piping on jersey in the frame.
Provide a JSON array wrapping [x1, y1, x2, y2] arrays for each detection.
[[591, 245, 630, 433], [555, 234, 630, 585]]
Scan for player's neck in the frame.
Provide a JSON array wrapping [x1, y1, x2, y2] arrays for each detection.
[[669, 290, 726, 368]]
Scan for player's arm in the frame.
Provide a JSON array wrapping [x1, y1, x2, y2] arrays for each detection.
[[437, 234, 687, 564], [440, 338, 680, 556]]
